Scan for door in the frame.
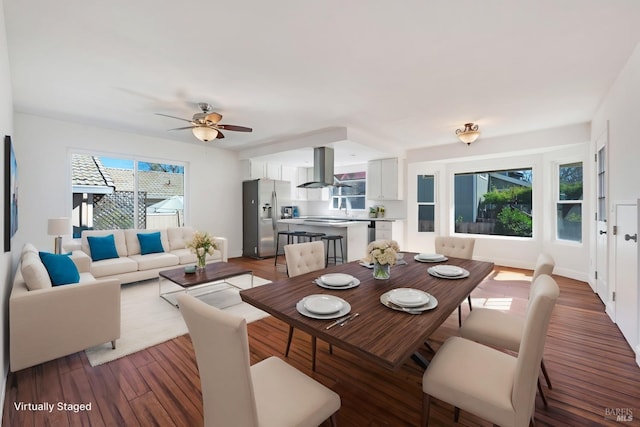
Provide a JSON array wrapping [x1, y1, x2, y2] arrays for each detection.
[[614, 203, 638, 349], [595, 127, 608, 304]]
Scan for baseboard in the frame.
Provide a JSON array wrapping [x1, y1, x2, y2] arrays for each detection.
[[476, 256, 589, 283]]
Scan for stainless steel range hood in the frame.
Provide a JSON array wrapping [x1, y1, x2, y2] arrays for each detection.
[[297, 147, 336, 188]]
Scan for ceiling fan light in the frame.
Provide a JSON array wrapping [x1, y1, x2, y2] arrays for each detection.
[[192, 126, 218, 142], [456, 123, 480, 145]]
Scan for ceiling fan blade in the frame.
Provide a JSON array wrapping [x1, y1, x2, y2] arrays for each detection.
[[168, 126, 196, 131], [205, 112, 222, 124], [155, 113, 192, 123], [216, 131, 225, 139], [217, 124, 252, 132]]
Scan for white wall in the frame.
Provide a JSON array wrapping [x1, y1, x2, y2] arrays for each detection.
[[405, 125, 590, 281], [0, 0, 12, 414], [12, 114, 244, 257], [592, 41, 640, 364]]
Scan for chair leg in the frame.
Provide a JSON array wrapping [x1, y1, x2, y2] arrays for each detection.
[[422, 394, 431, 427], [537, 378, 548, 406], [458, 305, 462, 327], [274, 234, 280, 266], [311, 336, 317, 371], [111, 340, 116, 349], [541, 359, 552, 389], [329, 343, 333, 354], [467, 295, 472, 311], [424, 341, 435, 353], [454, 406, 460, 422], [329, 412, 338, 427], [285, 326, 294, 357]]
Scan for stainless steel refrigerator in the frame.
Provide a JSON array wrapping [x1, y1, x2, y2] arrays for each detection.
[[242, 179, 292, 258]]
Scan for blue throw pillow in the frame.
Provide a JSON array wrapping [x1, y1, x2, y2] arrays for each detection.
[[138, 231, 165, 255], [39, 252, 80, 286], [87, 234, 120, 261]]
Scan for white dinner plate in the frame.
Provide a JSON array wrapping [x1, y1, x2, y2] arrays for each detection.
[[428, 266, 470, 279], [303, 294, 344, 314], [380, 290, 438, 312], [414, 254, 448, 263], [315, 278, 360, 290], [320, 273, 354, 287], [388, 288, 430, 307], [296, 296, 351, 319], [432, 265, 464, 277]]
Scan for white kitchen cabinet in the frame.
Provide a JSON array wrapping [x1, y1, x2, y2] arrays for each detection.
[[374, 220, 404, 248], [367, 158, 403, 200], [281, 166, 298, 200], [250, 160, 283, 180]]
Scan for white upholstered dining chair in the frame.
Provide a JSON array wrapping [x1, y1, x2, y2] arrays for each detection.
[[284, 240, 327, 370], [434, 236, 476, 326], [459, 253, 556, 404], [177, 293, 341, 427], [422, 274, 559, 427]]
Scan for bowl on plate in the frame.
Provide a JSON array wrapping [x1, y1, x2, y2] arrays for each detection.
[[319, 273, 354, 287]]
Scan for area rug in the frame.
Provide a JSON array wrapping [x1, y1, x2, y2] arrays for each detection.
[[85, 274, 271, 367]]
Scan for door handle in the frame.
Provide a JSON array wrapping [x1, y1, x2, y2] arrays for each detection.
[[599, 230, 607, 235], [624, 233, 638, 242]]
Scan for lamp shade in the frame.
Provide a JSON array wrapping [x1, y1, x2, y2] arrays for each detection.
[[192, 126, 218, 142], [456, 123, 480, 145], [48, 217, 70, 236]]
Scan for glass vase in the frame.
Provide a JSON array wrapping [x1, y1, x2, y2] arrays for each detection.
[[196, 254, 207, 271], [373, 261, 390, 280]]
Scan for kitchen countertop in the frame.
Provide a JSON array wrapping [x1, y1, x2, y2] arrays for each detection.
[[278, 218, 368, 227], [290, 216, 405, 222]]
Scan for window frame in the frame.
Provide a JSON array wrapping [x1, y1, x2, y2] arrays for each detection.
[[329, 171, 367, 212], [555, 160, 583, 244], [417, 174, 436, 232]]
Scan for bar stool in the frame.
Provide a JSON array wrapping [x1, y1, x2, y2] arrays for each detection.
[[275, 231, 305, 266], [321, 235, 344, 265], [298, 232, 325, 242]]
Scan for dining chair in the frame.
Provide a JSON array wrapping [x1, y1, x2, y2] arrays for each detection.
[[459, 253, 556, 404], [434, 236, 476, 326], [177, 294, 341, 427], [422, 274, 559, 427], [284, 240, 327, 371]]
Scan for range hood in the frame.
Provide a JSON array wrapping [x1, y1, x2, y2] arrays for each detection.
[[297, 147, 337, 188]]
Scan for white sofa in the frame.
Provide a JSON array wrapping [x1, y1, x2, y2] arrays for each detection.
[[10, 244, 121, 372], [71, 227, 228, 285]]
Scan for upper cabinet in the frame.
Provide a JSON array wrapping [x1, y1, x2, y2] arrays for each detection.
[[250, 160, 282, 180], [367, 158, 404, 200]]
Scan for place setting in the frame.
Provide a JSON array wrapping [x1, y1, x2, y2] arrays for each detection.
[[414, 253, 448, 263], [427, 264, 470, 279], [380, 288, 438, 314], [296, 294, 352, 320], [314, 273, 360, 290]]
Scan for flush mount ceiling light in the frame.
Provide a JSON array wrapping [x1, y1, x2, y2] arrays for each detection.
[[192, 126, 219, 142], [456, 123, 480, 145]]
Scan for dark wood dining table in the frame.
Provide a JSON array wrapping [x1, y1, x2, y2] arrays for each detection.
[[240, 253, 494, 371]]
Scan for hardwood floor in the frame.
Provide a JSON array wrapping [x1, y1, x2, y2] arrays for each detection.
[[3, 257, 640, 426]]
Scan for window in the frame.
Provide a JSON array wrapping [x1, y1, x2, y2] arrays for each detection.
[[330, 172, 366, 210], [454, 168, 533, 237], [71, 154, 185, 236], [557, 161, 583, 242], [417, 175, 435, 232]]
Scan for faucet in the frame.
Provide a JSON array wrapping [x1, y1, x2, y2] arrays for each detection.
[[340, 199, 349, 217]]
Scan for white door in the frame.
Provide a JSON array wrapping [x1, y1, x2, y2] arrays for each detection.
[[615, 203, 638, 349], [595, 130, 609, 304]]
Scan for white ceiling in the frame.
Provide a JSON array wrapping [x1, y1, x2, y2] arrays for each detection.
[[4, 0, 640, 165]]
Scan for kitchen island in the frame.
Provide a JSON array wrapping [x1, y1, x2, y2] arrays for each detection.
[[277, 219, 368, 262]]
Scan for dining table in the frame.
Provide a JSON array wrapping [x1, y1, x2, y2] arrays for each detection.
[[240, 253, 494, 371]]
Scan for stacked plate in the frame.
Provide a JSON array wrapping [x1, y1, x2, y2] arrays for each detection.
[[380, 288, 438, 312], [428, 264, 470, 279], [315, 273, 360, 290], [296, 294, 351, 319], [414, 253, 448, 263]]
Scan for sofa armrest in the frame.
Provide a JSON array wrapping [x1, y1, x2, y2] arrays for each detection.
[[215, 237, 228, 262], [70, 250, 92, 273], [10, 278, 121, 372]]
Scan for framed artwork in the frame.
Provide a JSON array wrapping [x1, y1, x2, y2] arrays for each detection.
[[4, 135, 18, 252]]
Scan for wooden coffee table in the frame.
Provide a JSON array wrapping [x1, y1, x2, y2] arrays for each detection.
[[159, 262, 253, 308]]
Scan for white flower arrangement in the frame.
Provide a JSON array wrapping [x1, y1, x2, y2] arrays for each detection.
[[362, 239, 400, 266], [186, 231, 218, 268]]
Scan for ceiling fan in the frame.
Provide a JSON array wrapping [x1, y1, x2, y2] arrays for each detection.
[[156, 103, 252, 142]]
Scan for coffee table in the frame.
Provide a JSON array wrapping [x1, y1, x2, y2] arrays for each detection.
[[159, 262, 253, 308]]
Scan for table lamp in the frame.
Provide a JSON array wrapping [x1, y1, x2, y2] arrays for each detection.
[[48, 217, 70, 254]]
